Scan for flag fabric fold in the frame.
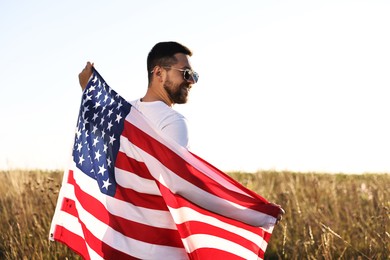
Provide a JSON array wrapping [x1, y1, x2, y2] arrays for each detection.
[[50, 68, 279, 259]]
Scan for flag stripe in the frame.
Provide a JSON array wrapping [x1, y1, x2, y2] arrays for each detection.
[[188, 248, 247, 260], [115, 166, 161, 196], [113, 182, 167, 211], [54, 225, 90, 258], [115, 150, 154, 180]]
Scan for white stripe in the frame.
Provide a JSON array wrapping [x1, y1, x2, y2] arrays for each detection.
[[118, 133, 144, 161], [72, 165, 176, 229], [55, 211, 84, 240], [50, 169, 71, 239], [86, 243, 104, 260], [181, 234, 259, 260], [120, 137, 276, 227], [127, 108, 254, 197], [72, 195, 188, 259], [168, 206, 268, 253], [115, 167, 161, 196]]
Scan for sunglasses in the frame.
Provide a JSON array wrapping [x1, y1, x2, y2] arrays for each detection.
[[163, 66, 199, 83]]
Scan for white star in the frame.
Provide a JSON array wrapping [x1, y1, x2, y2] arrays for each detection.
[[117, 101, 123, 110], [92, 113, 99, 122], [107, 157, 112, 167], [107, 121, 113, 131], [95, 150, 102, 161], [92, 125, 98, 134], [110, 99, 115, 106], [76, 128, 82, 139], [85, 94, 92, 102], [78, 154, 85, 165], [109, 134, 116, 145], [100, 117, 105, 126], [107, 108, 114, 117], [94, 101, 101, 109], [98, 164, 106, 175], [82, 107, 89, 119], [101, 106, 106, 113], [77, 142, 82, 152], [115, 113, 122, 123], [101, 129, 106, 138], [103, 144, 108, 153], [104, 94, 109, 103], [92, 76, 97, 83], [89, 84, 96, 92], [92, 136, 99, 147], [102, 178, 111, 190], [96, 90, 102, 99]]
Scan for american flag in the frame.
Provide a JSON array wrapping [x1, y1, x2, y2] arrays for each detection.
[[50, 69, 280, 259]]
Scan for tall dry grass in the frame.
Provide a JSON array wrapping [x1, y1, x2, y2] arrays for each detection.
[[0, 170, 388, 259], [0, 170, 79, 259], [230, 171, 390, 259]]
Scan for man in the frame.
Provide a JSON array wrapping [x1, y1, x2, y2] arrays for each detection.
[[78, 41, 284, 222], [79, 41, 198, 149]]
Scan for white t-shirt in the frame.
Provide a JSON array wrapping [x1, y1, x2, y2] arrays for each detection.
[[130, 99, 190, 149]]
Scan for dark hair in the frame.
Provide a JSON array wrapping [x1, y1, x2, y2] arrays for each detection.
[[147, 41, 192, 83]]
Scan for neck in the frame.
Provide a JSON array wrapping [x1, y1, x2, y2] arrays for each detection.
[[141, 85, 173, 107]]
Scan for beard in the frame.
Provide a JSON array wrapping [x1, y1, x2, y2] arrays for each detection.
[[164, 79, 191, 104]]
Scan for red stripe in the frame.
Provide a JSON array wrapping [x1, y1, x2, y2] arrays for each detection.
[[189, 248, 246, 260], [53, 226, 90, 259], [114, 183, 168, 210], [60, 197, 78, 217], [115, 151, 154, 180], [65, 170, 183, 248], [123, 119, 280, 218]]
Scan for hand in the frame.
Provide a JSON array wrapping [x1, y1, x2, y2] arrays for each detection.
[[270, 203, 285, 225], [78, 62, 94, 90]]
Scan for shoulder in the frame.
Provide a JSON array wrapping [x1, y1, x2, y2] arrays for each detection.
[[130, 99, 185, 123], [129, 99, 189, 148]]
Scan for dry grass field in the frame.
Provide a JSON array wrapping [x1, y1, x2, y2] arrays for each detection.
[[0, 170, 388, 259]]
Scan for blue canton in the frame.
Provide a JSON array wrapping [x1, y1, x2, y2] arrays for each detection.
[[72, 69, 131, 196]]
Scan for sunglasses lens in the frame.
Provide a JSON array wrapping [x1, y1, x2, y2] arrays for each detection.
[[184, 70, 198, 83], [193, 72, 199, 83]]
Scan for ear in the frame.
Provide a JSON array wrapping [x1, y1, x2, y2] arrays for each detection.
[[151, 66, 165, 82]]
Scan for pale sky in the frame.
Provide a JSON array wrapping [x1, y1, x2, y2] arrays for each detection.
[[1, 0, 389, 174]]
